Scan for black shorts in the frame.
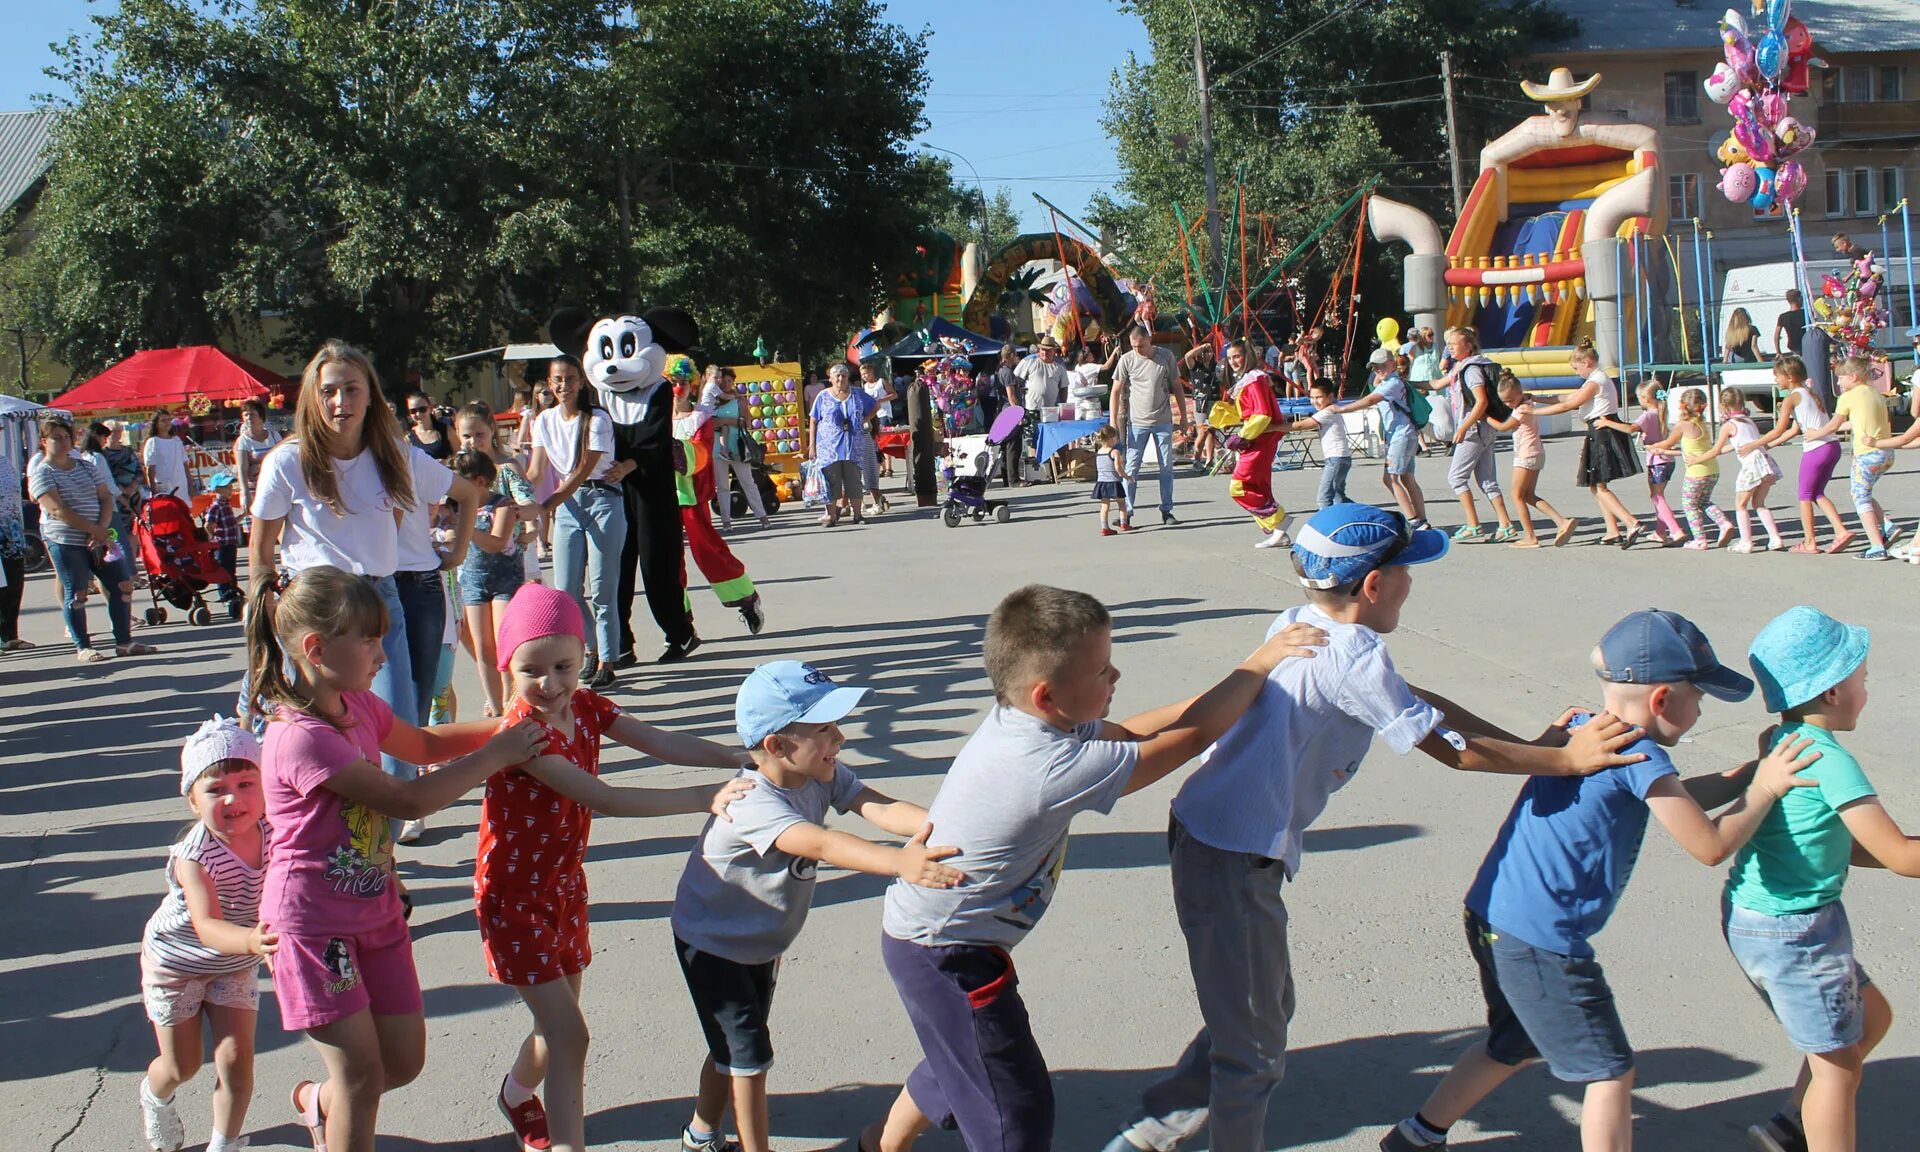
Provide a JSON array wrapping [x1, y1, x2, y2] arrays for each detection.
[[1465, 909, 1633, 1083], [675, 936, 778, 1076]]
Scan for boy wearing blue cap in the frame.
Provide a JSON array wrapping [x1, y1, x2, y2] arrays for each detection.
[[864, 583, 1330, 1152], [1104, 504, 1653, 1152], [1380, 609, 1819, 1152], [671, 661, 963, 1152], [1729, 606, 1920, 1152]]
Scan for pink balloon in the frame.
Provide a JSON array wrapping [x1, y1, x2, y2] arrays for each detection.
[[1733, 115, 1776, 164], [1775, 160, 1807, 203]]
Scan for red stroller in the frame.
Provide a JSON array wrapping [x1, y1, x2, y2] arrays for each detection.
[[132, 494, 241, 625]]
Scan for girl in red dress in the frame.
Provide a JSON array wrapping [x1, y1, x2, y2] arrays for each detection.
[[475, 583, 751, 1152], [1221, 339, 1292, 548]]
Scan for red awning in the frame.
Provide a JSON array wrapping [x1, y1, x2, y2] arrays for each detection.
[[52, 346, 293, 414]]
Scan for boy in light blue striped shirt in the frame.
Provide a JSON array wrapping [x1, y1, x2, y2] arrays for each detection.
[[1101, 504, 1650, 1152]]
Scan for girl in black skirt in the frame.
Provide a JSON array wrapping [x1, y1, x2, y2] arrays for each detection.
[[1531, 338, 1646, 547]]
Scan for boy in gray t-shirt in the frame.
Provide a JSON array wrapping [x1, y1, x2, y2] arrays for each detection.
[[863, 584, 1327, 1152], [670, 661, 962, 1152]]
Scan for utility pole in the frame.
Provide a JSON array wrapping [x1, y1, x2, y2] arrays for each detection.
[[1441, 50, 1464, 217], [1190, 4, 1222, 325]]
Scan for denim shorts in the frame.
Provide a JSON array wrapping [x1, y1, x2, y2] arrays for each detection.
[[1723, 897, 1871, 1055], [1646, 458, 1675, 486], [1384, 428, 1418, 476], [1465, 910, 1633, 1083], [457, 555, 525, 606]]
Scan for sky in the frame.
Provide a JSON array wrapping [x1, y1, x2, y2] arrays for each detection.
[[0, 0, 1147, 234]]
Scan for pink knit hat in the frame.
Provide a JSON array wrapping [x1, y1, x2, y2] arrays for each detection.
[[496, 583, 586, 670]]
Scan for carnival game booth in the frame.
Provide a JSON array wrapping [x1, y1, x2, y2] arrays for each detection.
[[51, 346, 294, 515], [729, 361, 805, 502]]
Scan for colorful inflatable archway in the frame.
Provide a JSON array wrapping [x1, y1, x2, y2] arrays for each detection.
[[962, 233, 1131, 337]]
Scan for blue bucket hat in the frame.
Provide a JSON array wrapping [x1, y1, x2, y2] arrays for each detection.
[[1290, 504, 1448, 589], [1596, 609, 1753, 702], [1748, 605, 1870, 713], [735, 660, 867, 748]]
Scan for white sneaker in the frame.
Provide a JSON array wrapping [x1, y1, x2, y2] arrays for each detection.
[[397, 818, 425, 844], [140, 1082, 185, 1152], [1254, 529, 1292, 550]]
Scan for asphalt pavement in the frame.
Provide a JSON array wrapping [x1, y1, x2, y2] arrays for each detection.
[[6, 436, 1919, 1151]]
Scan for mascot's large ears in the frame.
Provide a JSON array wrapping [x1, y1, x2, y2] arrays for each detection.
[[548, 307, 595, 361], [642, 307, 699, 354]]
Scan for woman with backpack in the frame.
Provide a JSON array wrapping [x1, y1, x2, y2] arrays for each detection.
[[1530, 337, 1646, 547], [1327, 347, 1429, 526], [1441, 327, 1518, 542]]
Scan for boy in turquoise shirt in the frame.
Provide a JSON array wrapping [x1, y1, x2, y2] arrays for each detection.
[[1732, 606, 1920, 1152]]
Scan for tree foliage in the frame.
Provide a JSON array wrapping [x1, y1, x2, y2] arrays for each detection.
[[1094, 0, 1575, 336], [6, 0, 942, 386], [910, 155, 1023, 257]]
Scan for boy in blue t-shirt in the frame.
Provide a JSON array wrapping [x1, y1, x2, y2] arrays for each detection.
[[1382, 609, 1820, 1152]]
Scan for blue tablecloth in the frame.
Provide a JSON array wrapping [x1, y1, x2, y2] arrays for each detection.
[[1034, 418, 1108, 464]]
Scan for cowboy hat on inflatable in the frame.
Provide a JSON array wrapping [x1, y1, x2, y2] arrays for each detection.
[[548, 305, 704, 665]]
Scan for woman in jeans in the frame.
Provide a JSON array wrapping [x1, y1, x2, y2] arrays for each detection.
[[28, 412, 155, 662], [0, 452, 35, 652], [247, 340, 419, 762], [527, 353, 626, 689], [808, 362, 875, 526]]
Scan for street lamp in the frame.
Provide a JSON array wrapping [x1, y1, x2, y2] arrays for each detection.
[[919, 143, 993, 256]]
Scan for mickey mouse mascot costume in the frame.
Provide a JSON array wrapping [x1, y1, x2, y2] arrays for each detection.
[[549, 306, 702, 663]]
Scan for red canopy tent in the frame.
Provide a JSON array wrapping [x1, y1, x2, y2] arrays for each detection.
[[52, 346, 293, 415]]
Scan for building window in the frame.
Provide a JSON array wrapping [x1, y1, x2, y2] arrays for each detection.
[[1853, 167, 1876, 216], [1665, 71, 1700, 123], [1826, 167, 1847, 217], [1878, 66, 1903, 102], [1667, 172, 1702, 220], [1845, 67, 1872, 103], [1882, 167, 1905, 212]]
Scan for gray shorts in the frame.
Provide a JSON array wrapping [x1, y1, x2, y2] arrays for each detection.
[[1448, 426, 1501, 497]]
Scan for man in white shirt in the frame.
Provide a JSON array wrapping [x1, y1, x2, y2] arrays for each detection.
[[1010, 338, 1071, 484]]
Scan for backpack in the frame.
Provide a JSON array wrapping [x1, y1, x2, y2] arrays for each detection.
[[1381, 376, 1430, 429], [1461, 356, 1510, 422]]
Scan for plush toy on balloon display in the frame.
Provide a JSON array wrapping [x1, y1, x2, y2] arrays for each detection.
[[1816, 254, 1890, 355], [1706, 3, 1818, 212]]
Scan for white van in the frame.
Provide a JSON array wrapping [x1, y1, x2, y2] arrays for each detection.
[[1718, 258, 1915, 357]]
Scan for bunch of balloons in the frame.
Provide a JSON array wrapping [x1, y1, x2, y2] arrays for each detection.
[[739, 376, 803, 456], [921, 355, 979, 438], [1709, 1, 1819, 214], [1814, 252, 1889, 354]]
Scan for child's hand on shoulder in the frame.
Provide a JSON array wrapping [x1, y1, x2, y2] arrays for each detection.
[[710, 774, 756, 821], [480, 719, 547, 769], [1535, 706, 1593, 748], [248, 921, 279, 957], [897, 823, 965, 889], [1755, 732, 1822, 800], [1560, 710, 1647, 776], [1246, 621, 1328, 674]]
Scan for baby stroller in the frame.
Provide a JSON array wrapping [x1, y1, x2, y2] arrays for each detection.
[[942, 406, 1023, 528], [133, 494, 241, 626]]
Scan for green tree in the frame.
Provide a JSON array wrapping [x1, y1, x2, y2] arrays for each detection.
[[7, 0, 941, 385], [910, 156, 1022, 256], [1094, 0, 1574, 336]]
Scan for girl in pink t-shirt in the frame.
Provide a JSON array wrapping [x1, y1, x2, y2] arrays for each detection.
[[247, 565, 543, 1152], [1487, 372, 1575, 548]]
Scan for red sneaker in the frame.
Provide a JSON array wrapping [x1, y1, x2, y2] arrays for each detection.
[[498, 1081, 552, 1152], [1101, 528, 1116, 537]]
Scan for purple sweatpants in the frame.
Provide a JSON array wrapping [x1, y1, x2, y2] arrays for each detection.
[[882, 933, 1054, 1152], [1799, 440, 1842, 503]]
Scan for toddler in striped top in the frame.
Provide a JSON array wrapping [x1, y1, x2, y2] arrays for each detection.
[[138, 717, 278, 1152]]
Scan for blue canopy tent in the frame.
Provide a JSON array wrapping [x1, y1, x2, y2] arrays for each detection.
[[881, 318, 1006, 369]]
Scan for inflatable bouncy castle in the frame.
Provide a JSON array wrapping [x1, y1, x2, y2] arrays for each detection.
[[1370, 68, 1668, 385]]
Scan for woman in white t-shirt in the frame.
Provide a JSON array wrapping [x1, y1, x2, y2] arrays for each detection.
[[248, 340, 423, 737], [142, 411, 193, 500], [526, 353, 627, 689], [231, 399, 281, 518]]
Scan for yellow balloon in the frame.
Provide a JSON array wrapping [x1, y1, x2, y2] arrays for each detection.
[[1376, 317, 1401, 351]]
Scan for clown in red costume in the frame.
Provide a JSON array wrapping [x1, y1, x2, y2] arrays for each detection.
[[669, 360, 765, 636], [1222, 339, 1292, 549]]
